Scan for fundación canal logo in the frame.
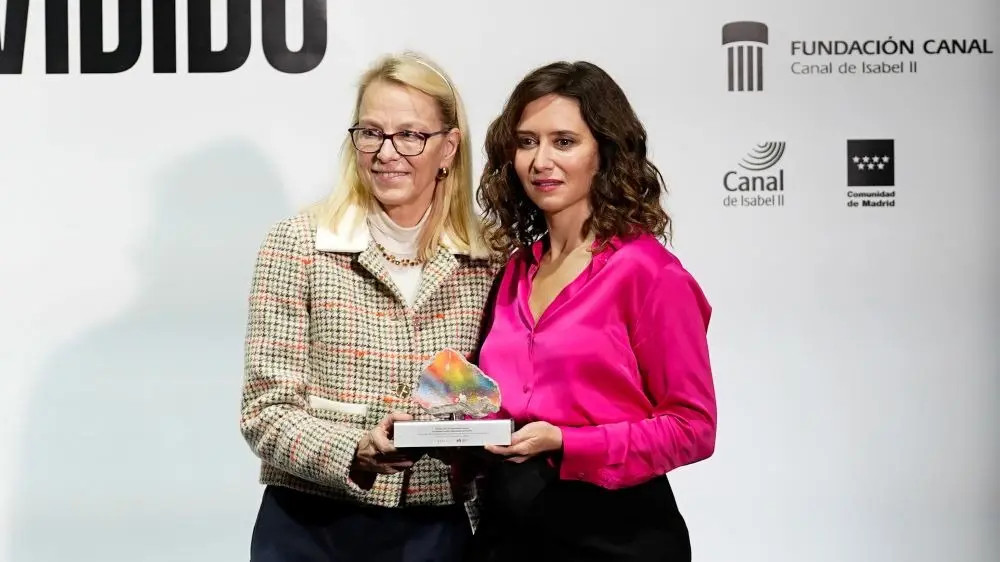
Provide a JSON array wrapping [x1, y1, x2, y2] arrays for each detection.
[[720, 20, 993, 89], [723, 142, 787, 208]]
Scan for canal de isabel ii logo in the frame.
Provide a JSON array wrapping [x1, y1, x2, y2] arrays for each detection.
[[723, 142, 786, 208]]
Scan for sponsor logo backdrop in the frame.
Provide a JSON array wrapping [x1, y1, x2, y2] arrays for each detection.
[[0, 1, 996, 561]]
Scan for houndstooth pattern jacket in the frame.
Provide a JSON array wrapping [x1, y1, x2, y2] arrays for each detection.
[[240, 204, 498, 521]]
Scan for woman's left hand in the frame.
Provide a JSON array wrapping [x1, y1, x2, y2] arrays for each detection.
[[485, 421, 562, 463]]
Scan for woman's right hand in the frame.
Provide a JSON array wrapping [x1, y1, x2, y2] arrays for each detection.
[[352, 412, 420, 475]]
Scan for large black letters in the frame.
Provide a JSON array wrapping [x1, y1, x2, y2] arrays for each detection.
[[0, 0, 29, 74], [0, 0, 327, 75], [45, 0, 68, 73], [188, 0, 251, 73], [80, 0, 142, 73], [262, 0, 328, 74], [152, 0, 176, 73]]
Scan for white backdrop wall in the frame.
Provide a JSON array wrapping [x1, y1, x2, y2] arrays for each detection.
[[0, 1, 997, 561]]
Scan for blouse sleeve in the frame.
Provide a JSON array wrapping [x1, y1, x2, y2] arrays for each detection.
[[558, 262, 717, 489]]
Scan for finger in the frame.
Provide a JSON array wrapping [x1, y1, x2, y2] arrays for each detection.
[[356, 432, 375, 455], [501, 441, 530, 456], [367, 457, 413, 473], [371, 433, 396, 455], [508, 429, 533, 445], [387, 411, 414, 423], [382, 412, 414, 441], [373, 452, 410, 463], [506, 455, 531, 463], [379, 411, 413, 431], [485, 444, 511, 455]]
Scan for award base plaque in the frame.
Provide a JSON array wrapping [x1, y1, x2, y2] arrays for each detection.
[[394, 418, 513, 448], [392, 348, 509, 449]]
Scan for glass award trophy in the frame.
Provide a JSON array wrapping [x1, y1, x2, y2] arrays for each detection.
[[393, 348, 513, 448]]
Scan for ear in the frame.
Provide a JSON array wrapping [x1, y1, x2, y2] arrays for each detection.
[[438, 127, 461, 168]]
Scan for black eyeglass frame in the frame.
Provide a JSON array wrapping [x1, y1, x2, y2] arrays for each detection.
[[347, 126, 450, 156]]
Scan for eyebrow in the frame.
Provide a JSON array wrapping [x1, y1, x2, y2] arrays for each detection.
[[516, 129, 580, 136], [359, 119, 430, 130]]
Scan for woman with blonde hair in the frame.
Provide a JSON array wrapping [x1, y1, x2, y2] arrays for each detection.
[[239, 51, 496, 562]]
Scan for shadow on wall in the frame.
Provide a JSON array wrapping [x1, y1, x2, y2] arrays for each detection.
[[8, 141, 294, 562]]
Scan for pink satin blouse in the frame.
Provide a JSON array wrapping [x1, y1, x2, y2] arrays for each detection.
[[478, 233, 717, 490]]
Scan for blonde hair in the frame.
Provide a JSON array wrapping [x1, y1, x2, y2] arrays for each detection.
[[309, 51, 485, 262]]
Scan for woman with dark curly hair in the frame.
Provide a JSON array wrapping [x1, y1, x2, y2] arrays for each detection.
[[457, 61, 718, 562]]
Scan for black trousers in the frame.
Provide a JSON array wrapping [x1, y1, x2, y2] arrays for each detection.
[[465, 457, 691, 562], [250, 485, 471, 562]]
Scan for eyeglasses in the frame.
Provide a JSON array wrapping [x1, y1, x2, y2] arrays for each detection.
[[348, 126, 449, 156]]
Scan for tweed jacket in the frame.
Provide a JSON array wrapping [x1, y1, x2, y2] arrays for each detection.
[[240, 205, 498, 515]]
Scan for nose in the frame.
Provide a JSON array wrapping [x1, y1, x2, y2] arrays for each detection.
[[531, 141, 555, 172], [376, 136, 401, 161]]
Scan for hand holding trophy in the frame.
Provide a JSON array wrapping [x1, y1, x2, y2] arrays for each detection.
[[393, 348, 513, 448]]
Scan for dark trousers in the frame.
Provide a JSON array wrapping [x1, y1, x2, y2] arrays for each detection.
[[250, 485, 471, 562], [465, 457, 691, 562]]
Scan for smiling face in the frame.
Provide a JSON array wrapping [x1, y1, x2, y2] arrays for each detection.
[[513, 94, 600, 222], [355, 80, 460, 225]]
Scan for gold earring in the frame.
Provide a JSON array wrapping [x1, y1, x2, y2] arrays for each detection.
[[436, 167, 450, 180]]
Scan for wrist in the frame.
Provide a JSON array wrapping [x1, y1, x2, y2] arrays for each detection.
[[350, 434, 373, 470], [550, 425, 564, 452]]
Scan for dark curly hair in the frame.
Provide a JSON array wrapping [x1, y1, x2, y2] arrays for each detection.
[[477, 60, 671, 258]]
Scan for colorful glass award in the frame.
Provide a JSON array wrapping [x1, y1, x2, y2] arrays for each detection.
[[393, 348, 511, 448], [412, 348, 502, 418]]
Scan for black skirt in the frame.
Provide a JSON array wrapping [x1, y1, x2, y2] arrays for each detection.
[[250, 485, 471, 562], [465, 456, 691, 562]]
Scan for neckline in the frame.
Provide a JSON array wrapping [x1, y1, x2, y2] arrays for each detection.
[[367, 205, 429, 256], [518, 234, 621, 329]]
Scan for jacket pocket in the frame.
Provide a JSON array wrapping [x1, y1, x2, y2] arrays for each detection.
[[306, 395, 370, 427]]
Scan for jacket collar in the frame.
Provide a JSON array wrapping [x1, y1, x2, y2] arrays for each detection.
[[315, 203, 481, 257]]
